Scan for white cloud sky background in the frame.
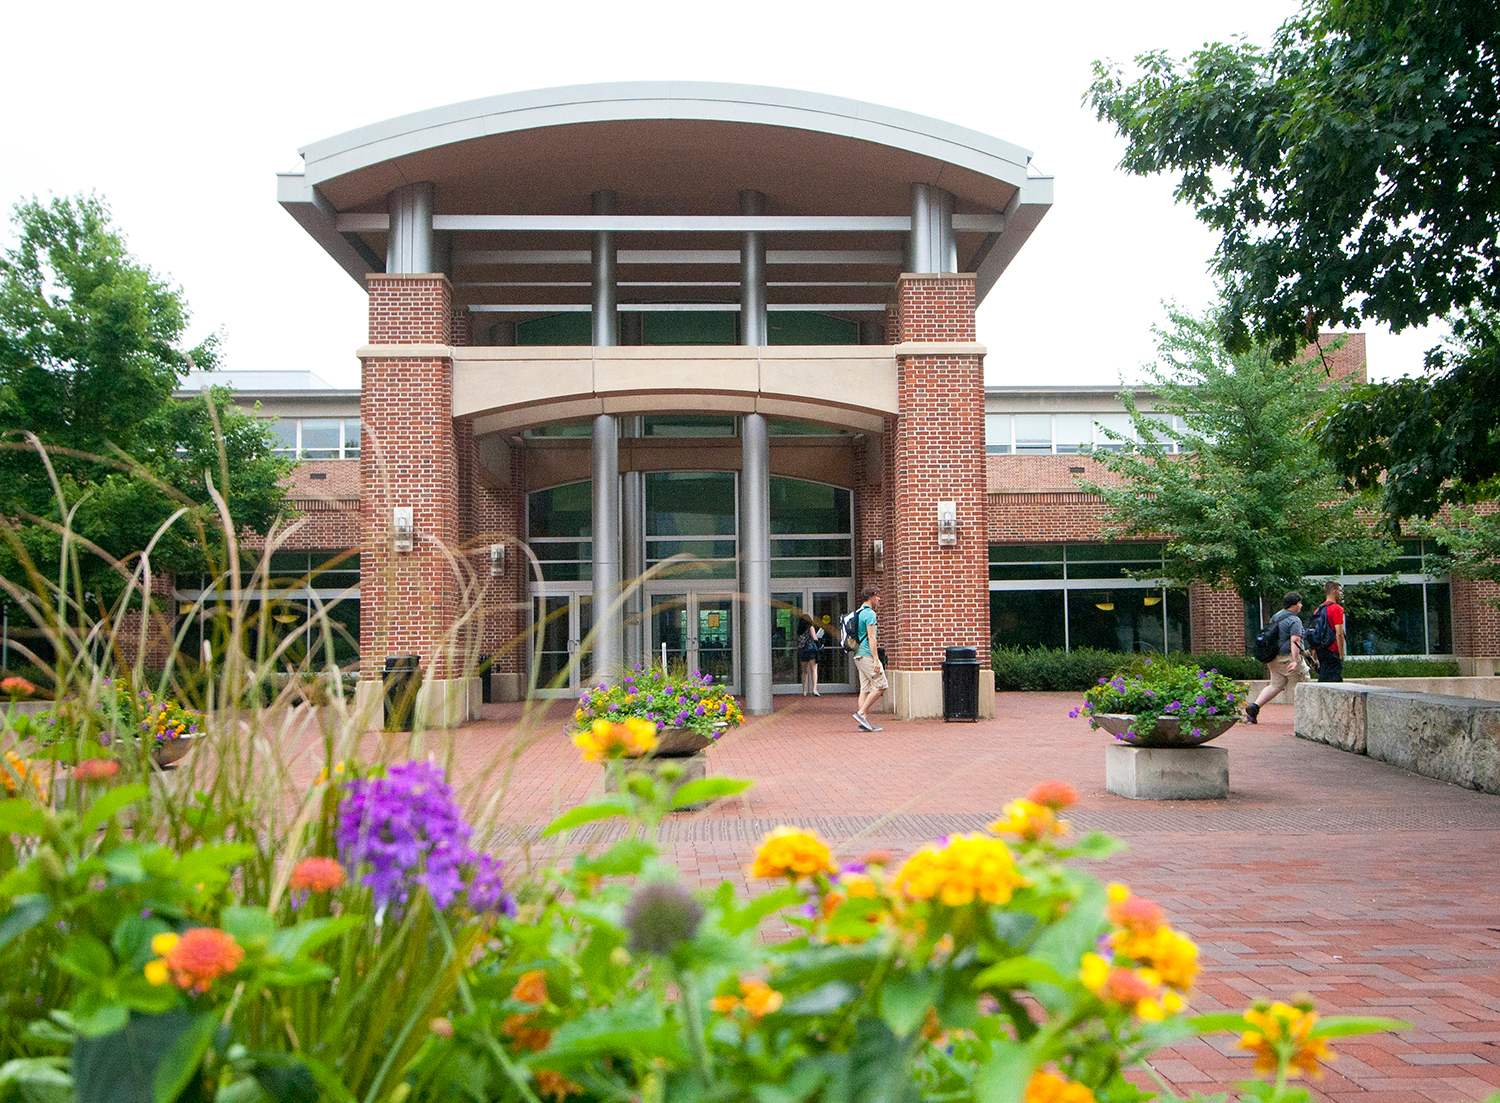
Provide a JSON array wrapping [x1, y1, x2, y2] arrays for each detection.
[[1, 0, 1444, 390]]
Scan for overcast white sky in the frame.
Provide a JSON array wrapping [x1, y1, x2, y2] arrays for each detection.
[[2, 0, 1443, 390]]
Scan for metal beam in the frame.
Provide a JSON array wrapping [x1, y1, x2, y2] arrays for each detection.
[[453, 249, 903, 266], [276, 174, 381, 284], [456, 280, 891, 288], [467, 303, 891, 313], [339, 213, 1006, 233]]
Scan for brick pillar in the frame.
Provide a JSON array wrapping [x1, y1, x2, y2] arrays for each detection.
[[1451, 576, 1500, 675], [1188, 583, 1245, 656], [889, 274, 991, 719], [359, 274, 465, 703], [116, 571, 175, 672]]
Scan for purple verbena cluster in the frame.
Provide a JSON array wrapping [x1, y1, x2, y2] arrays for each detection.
[[336, 760, 516, 917]]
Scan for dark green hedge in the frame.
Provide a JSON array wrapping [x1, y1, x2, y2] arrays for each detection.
[[990, 647, 1461, 691]]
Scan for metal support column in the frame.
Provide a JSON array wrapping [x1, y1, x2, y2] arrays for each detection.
[[908, 183, 956, 274], [741, 412, 772, 713], [386, 182, 435, 273], [591, 189, 621, 681], [621, 417, 645, 671], [739, 189, 767, 345]]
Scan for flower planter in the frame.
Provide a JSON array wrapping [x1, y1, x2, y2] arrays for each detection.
[[645, 727, 717, 758], [152, 734, 197, 768], [1093, 714, 1237, 747]]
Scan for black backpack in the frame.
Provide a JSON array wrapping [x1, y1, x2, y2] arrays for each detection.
[[1252, 613, 1283, 663], [1305, 602, 1336, 650], [839, 608, 863, 653]]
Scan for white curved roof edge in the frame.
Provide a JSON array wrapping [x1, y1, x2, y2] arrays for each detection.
[[297, 82, 1039, 191]]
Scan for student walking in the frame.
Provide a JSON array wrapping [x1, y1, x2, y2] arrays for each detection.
[[851, 587, 887, 731], [1309, 580, 1347, 683], [797, 616, 827, 696], [1246, 592, 1307, 723]]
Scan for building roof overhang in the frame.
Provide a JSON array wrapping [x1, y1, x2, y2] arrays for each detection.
[[278, 82, 1052, 312]]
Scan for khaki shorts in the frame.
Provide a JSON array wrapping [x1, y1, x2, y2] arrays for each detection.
[[1267, 656, 1308, 694], [854, 654, 889, 694]]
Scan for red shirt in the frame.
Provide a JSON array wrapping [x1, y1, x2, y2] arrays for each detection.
[[1324, 601, 1344, 629]]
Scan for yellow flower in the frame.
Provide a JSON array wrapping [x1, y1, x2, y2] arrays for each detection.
[[151, 932, 181, 956], [3, 751, 47, 802], [1079, 952, 1110, 992], [894, 834, 1026, 907], [1240, 1002, 1334, 1078], [1025, 1070, 1095, 1103], [751, 827, 836, 880], [144, 959, 170, 986], [572, 718, 658, 761], [1111, 924, 1199, 992], [990, 798, 1068, 842]]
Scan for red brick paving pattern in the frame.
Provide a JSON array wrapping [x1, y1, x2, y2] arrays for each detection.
[[415, 691, 1500, 1101]]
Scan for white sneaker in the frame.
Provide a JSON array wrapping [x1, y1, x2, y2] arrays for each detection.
[[854, 712, 874, 731]]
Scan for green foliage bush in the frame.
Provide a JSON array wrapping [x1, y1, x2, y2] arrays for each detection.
[[1343, 657, 1463, 679], [992, 648, 1263, 691]]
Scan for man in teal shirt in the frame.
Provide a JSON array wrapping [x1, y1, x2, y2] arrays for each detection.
[[853, 586, 887, 731]]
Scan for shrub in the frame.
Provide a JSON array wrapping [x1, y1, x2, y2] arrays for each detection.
[[1074, 660, 1245, 742], [1343, 657, 1463, 678], [992, 648, 1262, 691]]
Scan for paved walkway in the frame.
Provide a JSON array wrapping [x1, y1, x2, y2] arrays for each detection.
[[424, 692, 1500, 1102]]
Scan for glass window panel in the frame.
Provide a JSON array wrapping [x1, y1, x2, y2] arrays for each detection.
[[990, 564, 1066, 581], [646, 472, 736, 536], [643, 415, 737, 437], [990, 590, 1065, 649], [1165, 588, 1191, 652], [985, 413, 1011, 454], [646, 558, 736, 580], [1054, 414, 1094, 454], [645, 539, 737, 561], [1068, 590, 1167, 653], [539, 561, 592, 581], [1425, 581, 1453, 654], [770, 538, 852, 558], [343, 420, 361, 459], [767, 419, 847, 436], [300, 419, 340, 459], [271, 418, 297, 454], [1354, 582, 1429, 654], [529, 481, 593, 539], [771, 558, 852, 578], [990, 545, 1065, 563], [1093, 414, 1133, 451], [1013, 414, 1052, 454], [772, 593, 804, 684], [522, 421, 593, 438], [769, 478, 850, 536], [1067, 543, 1165, 561], [532, 541, 592, 562], [811, 591, 850, 684], [1138, 413, 1175, 452]]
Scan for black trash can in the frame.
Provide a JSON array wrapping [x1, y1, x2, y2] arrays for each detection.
[[479, 654, 494, 704], [942, 646, 980, 722], [382, 654, 423, 732]]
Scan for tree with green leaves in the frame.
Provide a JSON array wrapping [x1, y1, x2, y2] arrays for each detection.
[[1086, 0, 1499, 577], [0, 195, 290, 608], [1079, 308, 1396, 609]]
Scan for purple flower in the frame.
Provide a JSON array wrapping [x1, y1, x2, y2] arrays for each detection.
[[1098, 677, 1108, 685], [1191, 728, 1202, 737], [1165, 700, 1181, 712], [336, 761, 510, 917], [1194, 695, 1206, 705], [1068, 707, 1081, 719], [1207, 706, 1217, 715]]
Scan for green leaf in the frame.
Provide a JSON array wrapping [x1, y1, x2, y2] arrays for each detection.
[[82, 784, 150, 834], [266, 915, 360, 961], [572, 839, 657, 878], [0, 1057, 74, 1103], [218, 907, 274, 948], [0, 799, 48, 835], [0, 894, 53, 951], [152, 1013, 216, 1103], [1027, 874, 1106, 976], [1308, 1016, 1411, 1038], [722, 885, 804, 936], [782, 980, 859, 1016], [880, 972, 939, 1036], [972, 956, 1067, 991], [69, 999, 129, 1041], [112, 914, 171, 967], [544, 997, 686, 1061], [540, 797, 633, 837], [974, 1039, 1034, 1103], [171, 844, 255, 885], [102, 846, 148, 885], [670, 778, 752, 808], [1187, 1012, 1251, 1033], [1068, 831, 1126, 859], [55, 937, 114, 982], [248, 1059, 319, 1103]]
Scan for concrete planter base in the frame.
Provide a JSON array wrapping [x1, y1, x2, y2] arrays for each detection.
[[603, 752, 709, 809], [1105, 744, 1229, 800]]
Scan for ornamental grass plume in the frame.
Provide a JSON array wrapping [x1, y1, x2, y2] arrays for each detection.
[[894, 833, 1026, 906], [336, 760, 515, 917], [751, 826, 836, 880], [1240, 1001, 1334, 1079], [146, 928, 244, 993], [1024, 1070, 1095, 1103]]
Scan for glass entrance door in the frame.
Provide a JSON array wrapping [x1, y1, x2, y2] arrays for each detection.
[[647, 589, 738, 693], [771, 586, 855, 693], [531, 589, 592, 696]]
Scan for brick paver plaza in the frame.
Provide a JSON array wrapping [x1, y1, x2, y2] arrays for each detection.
[[443, 691, 1500, 1102]]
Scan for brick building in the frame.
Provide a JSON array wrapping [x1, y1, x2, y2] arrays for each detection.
[[219, 82, 1494, 724]]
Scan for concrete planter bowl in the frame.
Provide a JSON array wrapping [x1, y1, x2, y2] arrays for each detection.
[[639, 727, 716, 758], [1093, 714, 1238, 747], [151, 735, 197, 768]]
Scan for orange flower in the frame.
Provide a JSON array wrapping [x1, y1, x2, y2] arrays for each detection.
[[158, 928, 244, 993], [1240, 1002, 1334, 1079], [1, 676, 36, 698], [1026, 780, 1078, 809], [3, 751, 47, 801], [512, 969, 549, 1005], [289, 857, 345, 893], [751, 827, 836, 880], [74, 758, 120, 781], [711, 978, 783, 1018], [502, 1014, 552, 1052], [533, 1070, 580, 1102], [990, 798, 1068, 842], [1025, 1070, 1095, 1103]]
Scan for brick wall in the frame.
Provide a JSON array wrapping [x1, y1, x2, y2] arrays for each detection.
[[360, 275, 462, 679], [115, 571, 176, 671], [1301, 332, 1367, 383], [891, 275, 989, 671], [1452, 577, 1500, 658], [1189, 582, 1245, 655], [987, 494, 1111, 542]]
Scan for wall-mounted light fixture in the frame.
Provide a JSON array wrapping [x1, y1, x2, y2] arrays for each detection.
[[870, 538, 885, 572], [489, 543, 507, 577], [1143, 594, 1161, 607], [936, 501, 958, 547], [392, 507, 414, 554]]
